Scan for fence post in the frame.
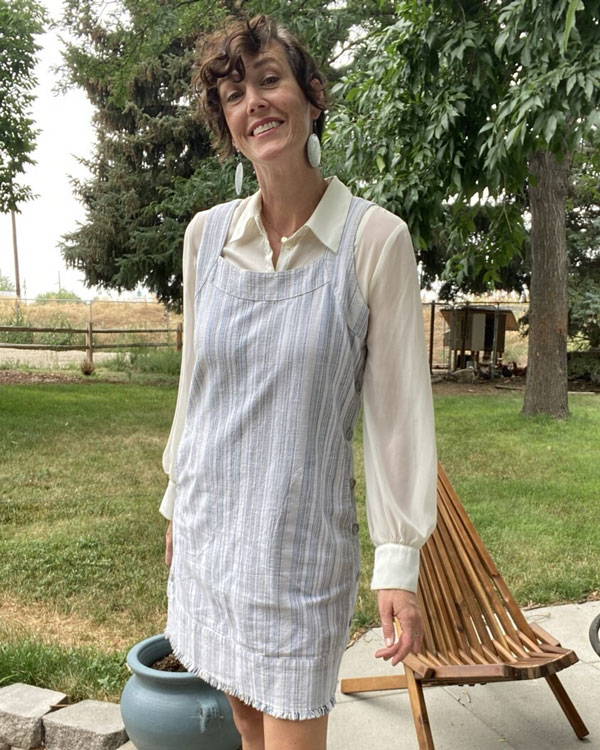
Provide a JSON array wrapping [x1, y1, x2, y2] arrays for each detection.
[[86, 320, 94, 364], [459, 302, 469, 370], [491, 303, 500, 380], [428, 300, 436, 375], [176, 322, 183, 352]]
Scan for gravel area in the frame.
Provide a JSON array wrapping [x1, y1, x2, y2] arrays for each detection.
[[0, 347, 121, 369]]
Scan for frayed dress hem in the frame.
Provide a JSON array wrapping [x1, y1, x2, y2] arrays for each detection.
[[164, 628, 338, 721]]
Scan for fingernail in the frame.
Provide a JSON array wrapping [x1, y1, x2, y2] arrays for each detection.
[[385, 637, 393, 647]]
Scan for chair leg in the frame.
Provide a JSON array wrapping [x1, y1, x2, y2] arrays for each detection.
[[405, 666, 435, 749], [545, 673, 589, 740]]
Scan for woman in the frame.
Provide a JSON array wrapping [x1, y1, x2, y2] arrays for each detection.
[[160, 14, 437, 750]]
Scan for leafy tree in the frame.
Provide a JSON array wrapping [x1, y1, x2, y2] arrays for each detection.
[[35, 289, 82, 303], [567, 129, 600, 349], [58, 0, 394, 310], [0, 0, 45, 213], [0, 270, 15, 291], [569, 280, 600, 349], [327, 0, 599, 418]]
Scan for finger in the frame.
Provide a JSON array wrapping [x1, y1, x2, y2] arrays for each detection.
[[374, 636, 421, 662], [375, 607, 425, 658], [374, 638, 400, 658], [379, 614, 396, 650], [379, 626, 422, 661], [390, 634, 424, 666], [374, 617, 402, 658]]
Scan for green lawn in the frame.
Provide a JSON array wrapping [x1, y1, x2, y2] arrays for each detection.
[[434, 391, 600, 605], [0, 379, 598, 701]]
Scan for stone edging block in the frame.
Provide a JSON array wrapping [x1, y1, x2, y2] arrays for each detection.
[[0, 683, 67, 749], [43, 700, 127, 750]]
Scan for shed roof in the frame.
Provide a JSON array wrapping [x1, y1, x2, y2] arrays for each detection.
[[439, 306, 519, 331]]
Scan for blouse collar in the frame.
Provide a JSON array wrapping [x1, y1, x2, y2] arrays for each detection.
[[228, 176, 353, 253]]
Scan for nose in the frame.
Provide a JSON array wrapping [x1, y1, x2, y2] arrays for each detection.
[[245, 84, 267, 114]]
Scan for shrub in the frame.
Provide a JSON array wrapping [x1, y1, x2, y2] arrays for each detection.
[[567, 350, 600, 385], [130, 348, 182, 375], [35, 290, 82, 304], [37, 312, 85, 348], [0, 307, 34, 344], [103, 347, 181, 375]]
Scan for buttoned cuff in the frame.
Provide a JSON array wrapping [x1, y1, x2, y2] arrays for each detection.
[[370, 543, 421, 592], [159, 480, 177, 520]]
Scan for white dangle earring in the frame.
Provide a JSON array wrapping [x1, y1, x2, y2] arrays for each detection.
[[306, 126, 321, 169], [234, 150, 244, 196]]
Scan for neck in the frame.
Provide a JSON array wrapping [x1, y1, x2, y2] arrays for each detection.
[[255, 159, 328, 238]]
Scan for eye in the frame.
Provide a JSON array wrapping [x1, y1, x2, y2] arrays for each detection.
[[225, 89, 242, 103], [262, 75, 279, 85]]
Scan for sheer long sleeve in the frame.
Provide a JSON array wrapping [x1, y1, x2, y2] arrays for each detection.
[[360, 217, 437, 592], [159, 212, 206, 519]]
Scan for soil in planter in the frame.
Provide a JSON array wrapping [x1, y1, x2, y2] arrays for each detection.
[[151, 652, 188, 672]]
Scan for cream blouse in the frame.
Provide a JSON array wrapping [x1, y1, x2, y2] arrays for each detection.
[[160, 176, 437, 592]]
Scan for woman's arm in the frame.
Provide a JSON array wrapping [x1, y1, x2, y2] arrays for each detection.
[[159, 212, 207, 523], [360, 215, 437, 592], [358, 211, 437, 661]]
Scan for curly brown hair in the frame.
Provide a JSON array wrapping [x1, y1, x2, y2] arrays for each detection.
[[192, 14, 328, 159]]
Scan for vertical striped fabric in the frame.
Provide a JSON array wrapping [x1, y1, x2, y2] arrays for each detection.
[[165, 196, 373, 720]]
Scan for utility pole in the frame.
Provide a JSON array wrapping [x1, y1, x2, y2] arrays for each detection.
[[10, 210, 21, 299]]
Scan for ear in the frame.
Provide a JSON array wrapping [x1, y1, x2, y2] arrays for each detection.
[[309, 76, 326, 111]]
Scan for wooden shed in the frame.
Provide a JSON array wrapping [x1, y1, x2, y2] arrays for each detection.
[[440, 305, 519, 371]]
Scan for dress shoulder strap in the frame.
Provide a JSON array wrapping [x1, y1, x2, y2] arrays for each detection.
[[194, 199, 242, 298], [338, 197, 374, 255], [331, 196, 374, 338]]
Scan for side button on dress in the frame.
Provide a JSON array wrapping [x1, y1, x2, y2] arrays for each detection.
[[165, 196, 373, 720]]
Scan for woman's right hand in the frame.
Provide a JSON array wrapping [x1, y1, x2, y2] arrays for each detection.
[[165, 521, 173, 567]]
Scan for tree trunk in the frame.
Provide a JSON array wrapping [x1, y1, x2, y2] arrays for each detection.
[[522, 149, 570, 418], [11, 209, 21, 299]]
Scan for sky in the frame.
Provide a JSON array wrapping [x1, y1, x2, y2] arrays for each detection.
[[0, 0, 146, 302]]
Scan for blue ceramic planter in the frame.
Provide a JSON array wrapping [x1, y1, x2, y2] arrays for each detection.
[[120, 634, 241, 750]]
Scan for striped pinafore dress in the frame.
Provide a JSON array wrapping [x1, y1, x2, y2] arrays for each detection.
[[166, 195, 373, 720]]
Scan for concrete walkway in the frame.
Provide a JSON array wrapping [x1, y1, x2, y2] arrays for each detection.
[[329, 600, 600, 749]]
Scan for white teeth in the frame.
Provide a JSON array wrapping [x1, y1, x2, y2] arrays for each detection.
[[253, 121, 282, 136]]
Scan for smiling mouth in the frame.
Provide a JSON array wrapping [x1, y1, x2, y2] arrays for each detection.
[[252, 121, 283, 137]]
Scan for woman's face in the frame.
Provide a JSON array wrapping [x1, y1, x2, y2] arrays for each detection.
[[218, 41, 321, 168]]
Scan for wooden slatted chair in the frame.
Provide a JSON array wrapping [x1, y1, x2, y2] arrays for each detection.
[[341, 462, 589, 749]]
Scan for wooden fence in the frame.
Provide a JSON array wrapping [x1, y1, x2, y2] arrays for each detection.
[[0, 322, 183, 363], [0, 298, 529, 370]]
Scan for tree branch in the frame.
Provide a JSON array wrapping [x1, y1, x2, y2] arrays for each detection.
[[328, 31, 376, 65]]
